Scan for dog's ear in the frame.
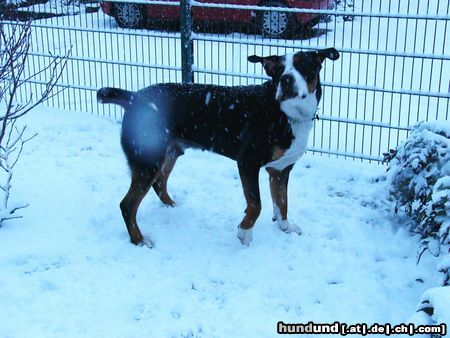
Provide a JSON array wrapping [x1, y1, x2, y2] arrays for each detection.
[[248, 55, 284, 78], [317, 48, 340, 62]]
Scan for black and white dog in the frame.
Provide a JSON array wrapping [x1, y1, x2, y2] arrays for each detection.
[[97, 47, 339, 247]]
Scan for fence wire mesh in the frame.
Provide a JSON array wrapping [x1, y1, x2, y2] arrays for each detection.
[[1, 0, 449, 161]]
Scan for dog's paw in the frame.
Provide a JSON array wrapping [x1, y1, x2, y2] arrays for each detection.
[[237, 227, 253, 247], [158, 193, 176, 207], [279, 220, 302, 235], [138, 237, 155, 249], [163, 200, 175, 208]]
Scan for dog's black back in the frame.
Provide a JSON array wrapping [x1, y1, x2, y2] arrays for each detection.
[[100, 82, 293, 168]]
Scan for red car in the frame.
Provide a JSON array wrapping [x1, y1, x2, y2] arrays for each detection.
[[100, 0, 333, 38]]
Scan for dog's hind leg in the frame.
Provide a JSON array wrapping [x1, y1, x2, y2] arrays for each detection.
[[236, 163, 261, 246], [120, 165, 159, 246], [266, 164, 301, 235], [152, 146, 183, 207]]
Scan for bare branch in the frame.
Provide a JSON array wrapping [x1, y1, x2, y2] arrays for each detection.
[[0, 214, 24, 224], [0, 19, 68, 225], [9, 203, 30, 214], [2, 51, 71, 122]]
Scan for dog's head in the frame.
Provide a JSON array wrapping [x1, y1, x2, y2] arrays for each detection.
[[248, 48, 339, 103]]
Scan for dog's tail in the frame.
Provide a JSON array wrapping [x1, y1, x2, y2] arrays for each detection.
[[97, 87, 134, 109]]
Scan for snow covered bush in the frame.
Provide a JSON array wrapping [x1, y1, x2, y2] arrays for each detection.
[[385, 121, 450, 262], [385, 121, 450, 331], [1, 0, 80, 16], [334, 0, 354, 21], [334, 0, 354, 10], [34, 0, 81, 15]]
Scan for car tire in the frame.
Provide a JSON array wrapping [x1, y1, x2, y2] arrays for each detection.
[[114, 3, 146, 29], [258, 1, 296, 39]]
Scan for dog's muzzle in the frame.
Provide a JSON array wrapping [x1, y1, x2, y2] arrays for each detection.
[[277, 74, 300, 102]]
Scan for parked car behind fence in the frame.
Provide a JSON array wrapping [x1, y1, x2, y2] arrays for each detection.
[[100, 0, 333, 38]]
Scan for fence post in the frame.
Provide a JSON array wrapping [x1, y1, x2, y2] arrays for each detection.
[[180, 0, 193, 83]]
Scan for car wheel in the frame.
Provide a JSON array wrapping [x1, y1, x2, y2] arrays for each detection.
[[259, 1, 296, 39], [114, 3, 146, 29]]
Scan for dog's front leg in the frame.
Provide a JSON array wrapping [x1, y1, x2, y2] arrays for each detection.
[[266, 165, 301, 235], [236, 163, 261, 246]]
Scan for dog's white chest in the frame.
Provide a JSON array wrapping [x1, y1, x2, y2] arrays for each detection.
[[266, 120, 313, 170], [265, 94, 317, 171]]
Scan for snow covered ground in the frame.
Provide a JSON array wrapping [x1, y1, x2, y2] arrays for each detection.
[[0, 106, 441, 338], [1, 0, 448, 335]]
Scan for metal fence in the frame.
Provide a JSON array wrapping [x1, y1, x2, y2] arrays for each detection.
[[1, 0, 449, 161]]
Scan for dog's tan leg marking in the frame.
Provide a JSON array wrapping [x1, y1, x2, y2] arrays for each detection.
[[267, 165, 292, 221], [266, 164, 301, 235], [120, 167, 159, 245], [237, 164, 261, 246]]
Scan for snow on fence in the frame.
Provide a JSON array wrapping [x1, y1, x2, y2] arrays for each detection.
[[1, 0, 449, 161]]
